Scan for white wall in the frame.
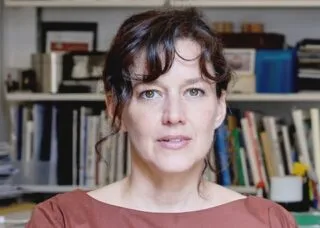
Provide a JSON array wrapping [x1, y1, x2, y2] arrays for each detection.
[[3, 7, 37, 68], [2, 6, 320, 139]]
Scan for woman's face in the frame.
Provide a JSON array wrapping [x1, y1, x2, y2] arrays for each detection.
[[119, 39, 226, 173]]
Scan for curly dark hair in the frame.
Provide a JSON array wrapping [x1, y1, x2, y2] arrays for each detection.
[[97, 7, 232, 185]]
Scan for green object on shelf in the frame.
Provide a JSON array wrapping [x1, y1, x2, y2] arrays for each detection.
[[293, 212, 320, 226]]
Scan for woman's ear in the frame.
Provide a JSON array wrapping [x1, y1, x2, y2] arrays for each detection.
[[104, 93, 127, 132], [214, 91, 227, 130], [105, 93, 115, 120]]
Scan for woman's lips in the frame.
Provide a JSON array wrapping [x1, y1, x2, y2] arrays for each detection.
[[157, 135, 191, 150]]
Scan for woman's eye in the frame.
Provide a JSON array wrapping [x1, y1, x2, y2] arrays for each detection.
[[139, 90, 160, 99], [186, 88, 205, 97]]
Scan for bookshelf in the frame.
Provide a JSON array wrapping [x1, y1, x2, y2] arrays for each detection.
[[2, 0, 320, 208], [4, 92, 260, 195], [5, 91, 314, 196]]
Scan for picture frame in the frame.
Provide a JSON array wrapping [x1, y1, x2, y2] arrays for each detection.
[[40, 22, 98, 53], [62, 51, 106, 81], [223, 48, 256, 75]]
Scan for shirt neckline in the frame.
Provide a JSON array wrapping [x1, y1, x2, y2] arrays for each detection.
[[75, 189, 252, 216]]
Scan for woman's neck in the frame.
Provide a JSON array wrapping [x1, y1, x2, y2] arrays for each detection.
[[120, 155, 209, 213]]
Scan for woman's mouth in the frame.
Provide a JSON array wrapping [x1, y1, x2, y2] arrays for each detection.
[[157, 135, 191, 150]]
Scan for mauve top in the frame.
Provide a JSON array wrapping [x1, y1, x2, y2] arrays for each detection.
[[26, 189, 298, 228]]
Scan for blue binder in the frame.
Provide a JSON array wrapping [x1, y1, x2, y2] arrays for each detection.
[[255, 49, 296, 93], [215, 123, 232, 186]]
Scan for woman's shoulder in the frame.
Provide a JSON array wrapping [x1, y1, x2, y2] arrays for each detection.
[[25, 189, 102, 227], [210, 185, 297, 227], [35, 189, 88, 210], [239, 195, 298, 227]]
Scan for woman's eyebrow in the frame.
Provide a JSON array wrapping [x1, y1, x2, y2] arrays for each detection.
[[182, 78, 203, 86], [132, 77, 205, 88]]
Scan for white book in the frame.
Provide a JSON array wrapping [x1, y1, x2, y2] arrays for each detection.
[[9, 105, 18, 161], [79, 106, 89, 186], [21, 106, 29, 162], [240, 147, 250, 186], [292, 109, 312, 168], [246, 112, 269, 191], [240, 117, 260, 186], [32, 104, 41, 161], [86, 116, 98, 187], [25, 120, 33, 162], [310, 108, 320, 182], [262, 116, 285, 177], [72, 110, 78, 186], [98, 110, 108, 186], [281, 125, 293, 174]]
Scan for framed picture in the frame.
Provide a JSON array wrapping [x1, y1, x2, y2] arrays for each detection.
[[62, 51, 106, 80], [223, 48, 256, 75], [40, 22, 98, 53]]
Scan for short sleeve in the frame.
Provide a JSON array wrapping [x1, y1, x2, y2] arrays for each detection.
[[268, 204, 298, 228], [25, 201, 64, 228]]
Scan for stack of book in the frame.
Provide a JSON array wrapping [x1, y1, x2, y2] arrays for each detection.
[[0, 142, 21, 200], [297, 39, 320, 92]]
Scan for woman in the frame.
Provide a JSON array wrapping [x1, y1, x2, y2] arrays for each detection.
[[26, 7, 297, 228]]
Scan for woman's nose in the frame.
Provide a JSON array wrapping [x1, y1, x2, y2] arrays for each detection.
[[161, 96, 186, 126]]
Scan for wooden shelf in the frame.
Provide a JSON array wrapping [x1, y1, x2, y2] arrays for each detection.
[[228, 185, 257, 194], [18, 185, 96, 193], [4, 0, 166, 7], [170, 0, 320, 8], [6, 93, 105, 102], [226, 93, 320, 102], [6, 92, 320, 102]]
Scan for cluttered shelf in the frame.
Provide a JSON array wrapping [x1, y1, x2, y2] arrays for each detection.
[[6, 92, 320, 102]]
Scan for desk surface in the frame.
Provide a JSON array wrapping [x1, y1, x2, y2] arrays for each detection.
[[0, 210, 31, 228], [0, 203, 33, 228]]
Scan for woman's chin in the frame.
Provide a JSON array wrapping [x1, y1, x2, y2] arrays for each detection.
[[153, 160, 201, 174]]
